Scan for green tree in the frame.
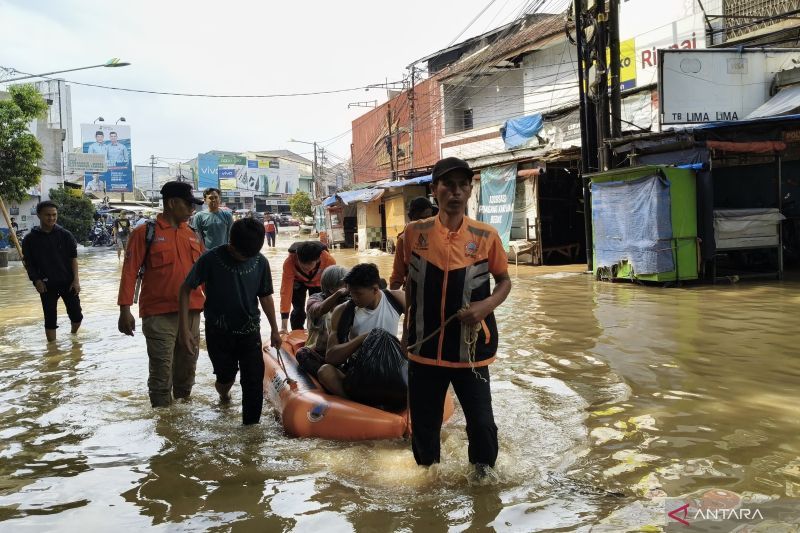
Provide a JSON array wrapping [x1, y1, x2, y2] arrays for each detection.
[[48, 188, 95, 243], [0, 84, 48, 202], [289, 191, 313, 220]]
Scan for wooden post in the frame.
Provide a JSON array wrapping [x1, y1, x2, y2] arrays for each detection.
[[0, 195, 24, 259]]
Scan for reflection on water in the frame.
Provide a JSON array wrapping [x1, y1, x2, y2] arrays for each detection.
[[1, 235, 799, 530]]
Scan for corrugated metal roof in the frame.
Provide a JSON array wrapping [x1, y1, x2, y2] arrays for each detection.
[[439, 14, 567, 81]]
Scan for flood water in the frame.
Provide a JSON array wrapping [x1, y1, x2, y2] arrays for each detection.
[[1, 233, 799, 531]]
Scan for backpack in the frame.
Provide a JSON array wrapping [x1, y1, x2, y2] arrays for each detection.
[[336, 289, 404, 344], [133, 221, 157, 304]]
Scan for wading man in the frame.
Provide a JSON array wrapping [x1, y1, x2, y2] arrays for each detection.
[[21, 201, 83, 343], [402, 157, 511, 478], [118, 181, 205, 408], [179, 218, 282, 425], [193, 187, 233, 249]]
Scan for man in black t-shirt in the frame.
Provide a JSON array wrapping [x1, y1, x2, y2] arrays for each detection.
[[113, 212, 132, 260], [178, 218, 282, 425], [21, 201, 83, 343]]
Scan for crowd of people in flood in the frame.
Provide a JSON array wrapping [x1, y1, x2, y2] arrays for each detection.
[[19, 157, 512, 477]]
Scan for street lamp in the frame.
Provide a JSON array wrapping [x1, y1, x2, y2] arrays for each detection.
[[93, 117, 105, 123], [116, 117, 126, 124], [0, 58, 131, 83]]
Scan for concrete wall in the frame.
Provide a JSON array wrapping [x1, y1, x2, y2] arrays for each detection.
[[523, 41, 579, 115]]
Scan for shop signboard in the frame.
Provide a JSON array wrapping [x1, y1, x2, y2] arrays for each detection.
[[660, 49, 800, 125]]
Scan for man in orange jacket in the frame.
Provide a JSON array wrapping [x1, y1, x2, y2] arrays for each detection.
[[402, 157, 511, 478], [118, 181, 205, 408], [279, 241, 336, 332]]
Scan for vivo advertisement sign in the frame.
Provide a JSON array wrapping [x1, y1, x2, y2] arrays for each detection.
[[198, 153, 220, 189], [81, 124, 133, 193]]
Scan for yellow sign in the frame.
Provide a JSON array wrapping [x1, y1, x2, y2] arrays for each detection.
[[220, 178, 237, 190], [620, 38, 636, 89]]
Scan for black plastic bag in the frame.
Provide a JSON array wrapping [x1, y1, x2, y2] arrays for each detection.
[[343, 329, 408, 411]]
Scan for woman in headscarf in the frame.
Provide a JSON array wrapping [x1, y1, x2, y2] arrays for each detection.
[[295, 265, 350, 377]]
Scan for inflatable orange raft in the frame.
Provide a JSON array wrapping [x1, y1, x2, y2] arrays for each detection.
[[263, 330, 455, 440]]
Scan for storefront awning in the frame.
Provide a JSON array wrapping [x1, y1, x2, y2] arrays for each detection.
[[746, 84, 800, 119]]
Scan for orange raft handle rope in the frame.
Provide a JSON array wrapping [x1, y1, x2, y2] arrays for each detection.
[[265, 333, 299, 392]]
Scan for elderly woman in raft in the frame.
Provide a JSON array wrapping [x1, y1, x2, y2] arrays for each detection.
[[294, 265, 350, 377]]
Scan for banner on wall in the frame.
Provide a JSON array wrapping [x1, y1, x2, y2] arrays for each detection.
[[478, 164, 517, 251], [81, 124, 133, 192]]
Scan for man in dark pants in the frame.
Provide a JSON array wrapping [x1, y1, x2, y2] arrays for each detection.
[[279, 241, 336, 332], [401, 157, 511, 478], [22, 201, 83, 343], [179, 218, 282, 424]]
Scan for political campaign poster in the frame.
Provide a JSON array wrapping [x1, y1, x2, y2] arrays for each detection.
[[81, 123, 133, 192]]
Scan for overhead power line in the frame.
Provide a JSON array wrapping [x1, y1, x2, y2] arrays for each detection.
[[0, 68, 405, 99]]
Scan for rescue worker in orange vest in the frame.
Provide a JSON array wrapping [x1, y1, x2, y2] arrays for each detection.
[[401, 157, 511, 478], [279, 241, 337, 332], [118, 181, 206, 408]]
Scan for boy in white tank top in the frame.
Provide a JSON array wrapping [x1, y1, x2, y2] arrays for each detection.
[[318, 264, 407, 408]]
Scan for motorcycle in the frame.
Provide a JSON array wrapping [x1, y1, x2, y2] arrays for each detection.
[[90, 222, 113, 247]]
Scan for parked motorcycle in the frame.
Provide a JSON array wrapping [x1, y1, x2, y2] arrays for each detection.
[[89, 222, 113, 247]]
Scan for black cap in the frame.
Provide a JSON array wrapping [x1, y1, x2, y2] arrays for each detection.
[[432, 157, 473, 184], [161, 181, 203, 205]]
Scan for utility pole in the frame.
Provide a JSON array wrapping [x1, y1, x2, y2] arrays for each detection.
[[409, 65, 416, 170], [575, 0, 598, 271], [316, 148, 325, 198], [150, 154, 156, 202], [609, 0, 622, 140], [312, 142, 318, 200], [594, 2, 611, 171]]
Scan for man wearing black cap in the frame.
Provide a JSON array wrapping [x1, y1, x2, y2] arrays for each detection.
[[389, 196, 434, 290], [401, 157, 511, 478], [117, 181, 206, 408]]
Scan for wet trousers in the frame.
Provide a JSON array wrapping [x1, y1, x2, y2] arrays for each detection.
[[39, 281, 83, 330], [408, 360, 498, 467], [266, 231, 276, 247], [142, 312, 200, 408], [290, 282, 321, 330], [206, 324, 265, 425]]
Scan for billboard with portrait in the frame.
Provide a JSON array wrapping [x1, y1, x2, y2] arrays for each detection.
[[81, 123, 133, 192]]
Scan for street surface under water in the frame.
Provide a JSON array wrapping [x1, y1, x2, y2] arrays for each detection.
[[1, 233, 799, 531]]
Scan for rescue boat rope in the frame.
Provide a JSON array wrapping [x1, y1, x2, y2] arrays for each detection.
[[406, 304, 488, 383], [272, 342, 298, 391]]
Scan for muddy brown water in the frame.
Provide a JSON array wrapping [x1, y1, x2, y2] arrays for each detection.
[[1, 234, 798, 531]]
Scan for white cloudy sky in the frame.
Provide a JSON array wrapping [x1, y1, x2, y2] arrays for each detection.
[[0, 0, 563, 169]]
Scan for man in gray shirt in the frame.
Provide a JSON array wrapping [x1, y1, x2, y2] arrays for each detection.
[[192, 187, 233, 249]]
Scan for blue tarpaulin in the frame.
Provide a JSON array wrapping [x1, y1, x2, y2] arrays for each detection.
[[501, 114, 544, 150], [378, 174, 432, 188], [592, 174, 675, 275], [323, 188, 384, 206]]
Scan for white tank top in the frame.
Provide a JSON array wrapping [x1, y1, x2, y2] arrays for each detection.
[[351, 292, 401, 338]]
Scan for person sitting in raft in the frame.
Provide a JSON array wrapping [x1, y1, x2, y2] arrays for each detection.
[[319, 263, 407, 410], [295, 265, 350, 377], [279, 241, 337, 332]]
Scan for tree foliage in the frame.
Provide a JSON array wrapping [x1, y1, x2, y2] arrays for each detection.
[[48, 188, 95, 243], [289, 191, 313, 220], [0, 84, 48, 203]]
